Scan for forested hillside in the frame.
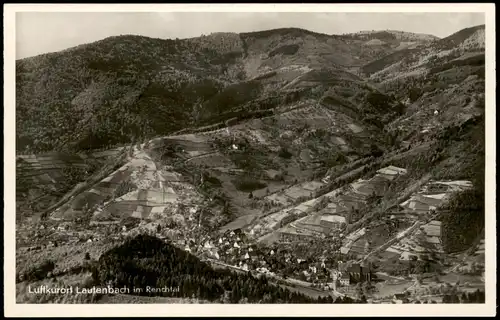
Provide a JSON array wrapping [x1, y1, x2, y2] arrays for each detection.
[[16, 28, 436, 154]]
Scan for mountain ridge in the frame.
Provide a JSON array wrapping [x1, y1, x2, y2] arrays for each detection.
[[17, 26, 444, 62], [17, 26, 419, 154]]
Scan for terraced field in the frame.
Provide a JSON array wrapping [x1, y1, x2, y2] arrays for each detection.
[[16, 148, 128, 218], [381, 180, 474, 261]]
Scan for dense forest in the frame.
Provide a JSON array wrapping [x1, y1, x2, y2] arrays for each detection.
[[15, 35, 245, 153], [438, 116, 485, 253], [16, 25, 421, 155], [91, 234, 361, 303]]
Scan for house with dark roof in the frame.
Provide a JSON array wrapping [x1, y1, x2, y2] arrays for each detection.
[[346, 263, 372, 283], [335, 261, 372, 285]]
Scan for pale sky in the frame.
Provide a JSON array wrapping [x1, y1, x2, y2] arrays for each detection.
[[16, 12, 485, 59]]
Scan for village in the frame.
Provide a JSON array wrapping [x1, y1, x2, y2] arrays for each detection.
[[16, 144, 484, 304]]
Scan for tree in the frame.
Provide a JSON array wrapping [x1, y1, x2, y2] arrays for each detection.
[[360, 294, 368, 303], [355, 283, 364, 297], [84, 252, 91, 260], [278, 147, 293, 159], [461, 292, 468, 303]]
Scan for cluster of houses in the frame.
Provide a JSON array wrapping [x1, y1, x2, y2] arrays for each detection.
[[204, 228, 375, 289], [168, 226, 366, 289], [176, 229, 262, 268], [157, 168, 410, 287], [331, 261, 373, 287]]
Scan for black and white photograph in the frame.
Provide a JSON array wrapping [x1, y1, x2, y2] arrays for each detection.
[[4, 3, 496, 317]]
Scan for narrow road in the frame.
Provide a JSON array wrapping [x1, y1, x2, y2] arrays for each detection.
[[184, 151, 219, 163], [375, 272, 406, 281]]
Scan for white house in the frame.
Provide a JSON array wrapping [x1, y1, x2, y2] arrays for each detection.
[[393, 293, 408, 303], [212, 250, 220, 260], [331, 270, 340, 281]]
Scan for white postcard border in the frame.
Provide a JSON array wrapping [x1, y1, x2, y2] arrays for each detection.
[[3, 3, 496, 317]]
